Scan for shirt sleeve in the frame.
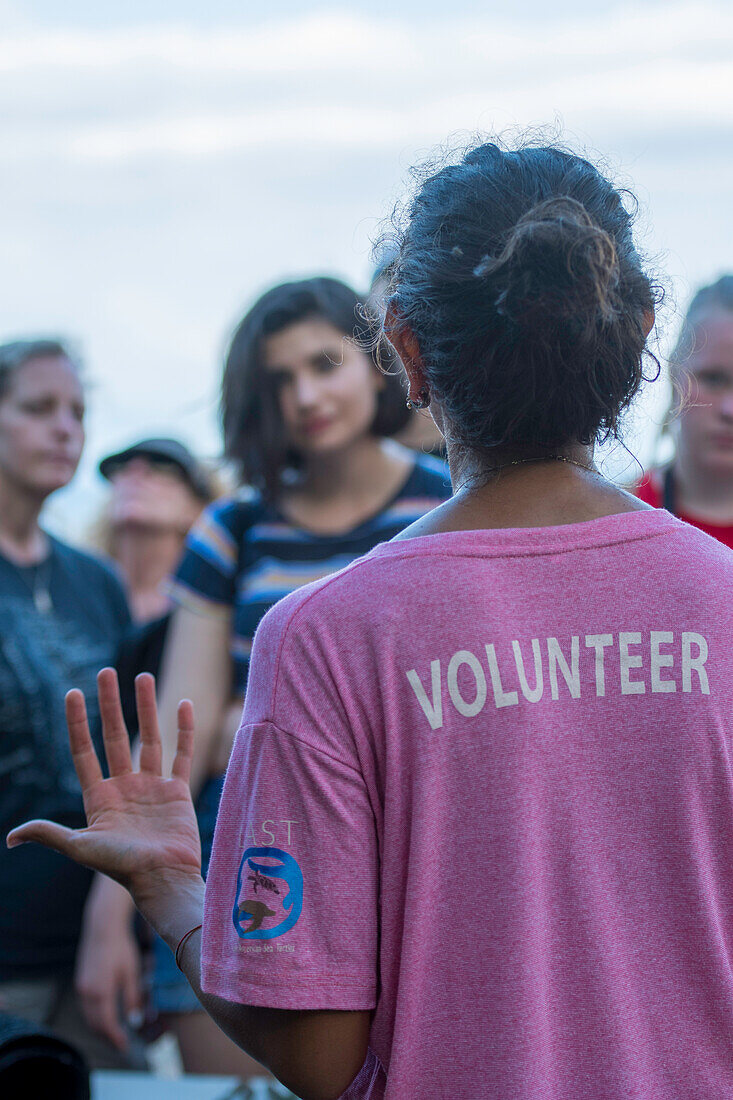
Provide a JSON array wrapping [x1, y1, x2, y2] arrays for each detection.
[[167, 498, 241, 615], [200, 588, 379, 1010]]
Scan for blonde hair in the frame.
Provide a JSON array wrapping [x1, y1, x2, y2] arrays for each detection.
[[657, 274, 733, 452]]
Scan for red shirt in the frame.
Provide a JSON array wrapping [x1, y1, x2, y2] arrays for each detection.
[[636, 471, 733, 550]]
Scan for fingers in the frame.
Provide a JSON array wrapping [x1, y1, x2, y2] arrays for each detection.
[[135, 673, 162, 776], [65, 688, 104, 792], [171, 699, 195, 785], [101, 1002, 128, 1052], [77, 975, 126, 1052], [84, 984, 128, 1052], [97, 668, 133, 777], [75, 902, 143, 1053], [122, 963, 144, 1032], [7, 819, 76, 856], [80, 960, 142, 1053]]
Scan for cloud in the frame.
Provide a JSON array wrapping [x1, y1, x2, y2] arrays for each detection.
[[0, 13, 408, 74], [0, 4, 731, 163], [1, 2, 730, 539]]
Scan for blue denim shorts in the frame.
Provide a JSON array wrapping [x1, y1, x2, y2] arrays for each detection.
[[149, 774, 225, 1015]]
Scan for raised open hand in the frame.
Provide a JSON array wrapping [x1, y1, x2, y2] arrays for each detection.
[[7, 669, 202, 914]]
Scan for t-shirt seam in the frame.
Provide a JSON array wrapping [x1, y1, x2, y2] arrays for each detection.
[[269, 570, 363, 716], [203, 964, 376, 989], [242, 719, 364, 777], [372, 524, 682, 564]]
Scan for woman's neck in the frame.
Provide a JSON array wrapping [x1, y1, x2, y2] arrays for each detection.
[[113, 526, 183, 622], [281, 437, 413, 535], [0, 478, 47, 563], [672, 449, 733, 523], [398, 444, 646, 540], [299, 436, 406, 501]]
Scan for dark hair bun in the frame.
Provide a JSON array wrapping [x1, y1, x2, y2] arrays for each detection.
[[477, 197, 620, 341], [387, 141, 660, 452]]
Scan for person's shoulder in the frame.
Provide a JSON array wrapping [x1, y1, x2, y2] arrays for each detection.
[[257, 565, 355, 636], [673, 514, 733, 563], [648, 514, 733, 613], [51, 535, 124, 588], [50, 536, 131, 620], [242, 570, 342, 719], [199, 488, 268, 535], [182, 490, 269, 580], [633, 468, 662, 507], [402, 451, 451, 498], [250, 551, 382, 662]]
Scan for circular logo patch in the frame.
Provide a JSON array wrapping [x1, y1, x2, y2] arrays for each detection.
[[232, 846, 304, 940]]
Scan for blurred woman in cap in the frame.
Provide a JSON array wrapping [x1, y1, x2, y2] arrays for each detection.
[[94, 437, 218, 623]]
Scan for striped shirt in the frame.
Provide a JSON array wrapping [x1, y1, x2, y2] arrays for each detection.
[[170, 454, 451, 694]]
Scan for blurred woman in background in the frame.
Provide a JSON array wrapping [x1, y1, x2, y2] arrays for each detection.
[[91, 436, 219, 729], [80, 277, 450, 1076], [636, 275, 733, 547], [0, 339, 135, 1068]]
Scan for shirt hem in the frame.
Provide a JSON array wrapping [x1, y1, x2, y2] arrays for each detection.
[[201, 963, 376, 1010]]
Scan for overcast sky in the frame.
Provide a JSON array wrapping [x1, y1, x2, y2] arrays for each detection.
[[1, 0, 731, 538]]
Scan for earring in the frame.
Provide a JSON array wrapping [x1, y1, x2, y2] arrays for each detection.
[[406, 387, 430, 411]]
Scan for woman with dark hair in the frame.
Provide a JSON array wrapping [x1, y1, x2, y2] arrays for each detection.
[[636, 274, 733, 547], [10, 141, 733, 1099], [77, 276, 449, 1075], [0, 340, 136, 1068]]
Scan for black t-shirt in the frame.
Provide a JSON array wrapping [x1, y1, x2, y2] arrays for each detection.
[[0, 536, 131, 979], [116, 612, 171, 735]]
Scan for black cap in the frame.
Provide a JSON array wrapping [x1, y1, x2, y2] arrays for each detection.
[[98, 437, 214, 501]]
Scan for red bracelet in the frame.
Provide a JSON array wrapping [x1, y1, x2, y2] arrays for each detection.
[[174, 923, 202, 971]]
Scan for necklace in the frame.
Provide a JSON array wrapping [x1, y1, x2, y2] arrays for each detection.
[[455, 453, 599, 498], [31, 560, 53, 614], [14, 557, 54, 614], [0, 530, 55, 614], [491, 454, 596, 474]]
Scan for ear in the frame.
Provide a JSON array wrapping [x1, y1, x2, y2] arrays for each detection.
[[642, 308, 655, 339], [384, 301, 428, 397]]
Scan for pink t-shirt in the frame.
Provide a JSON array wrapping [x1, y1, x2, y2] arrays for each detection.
[[202, 509, 733, 1099]]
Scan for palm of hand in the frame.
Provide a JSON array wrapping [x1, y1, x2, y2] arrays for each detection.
[[7, 669, 204, 903], [80, 771, 201, 886]]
